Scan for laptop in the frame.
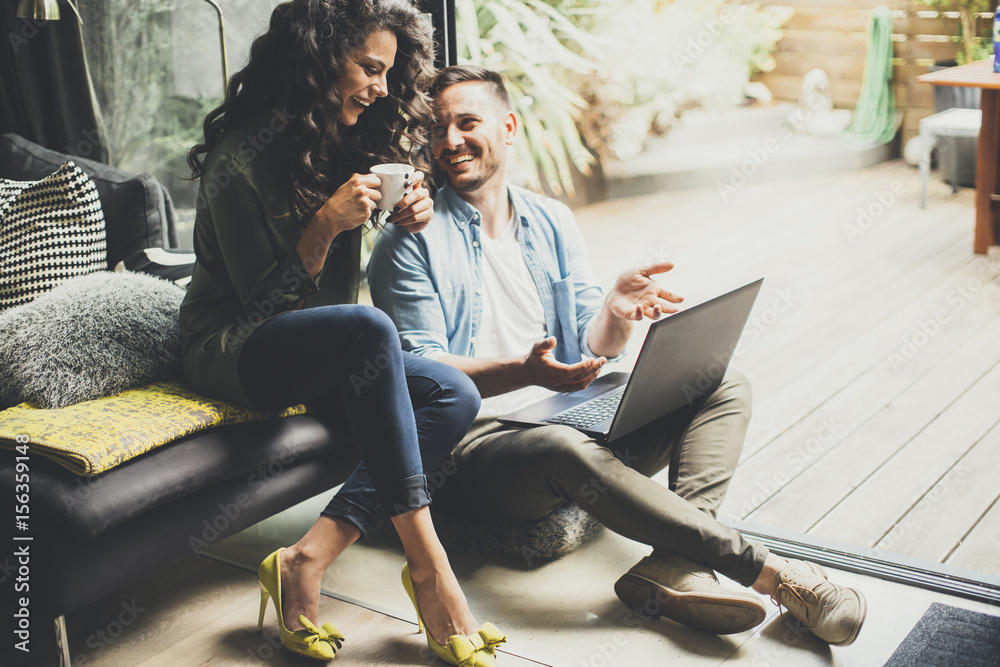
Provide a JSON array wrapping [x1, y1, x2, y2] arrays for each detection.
[[498, 279, 763, 442]]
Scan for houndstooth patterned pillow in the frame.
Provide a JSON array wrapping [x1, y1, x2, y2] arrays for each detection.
[[0, 161, 107, 311]]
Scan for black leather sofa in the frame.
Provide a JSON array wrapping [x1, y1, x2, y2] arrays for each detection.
[[0, 133, 358, 665]]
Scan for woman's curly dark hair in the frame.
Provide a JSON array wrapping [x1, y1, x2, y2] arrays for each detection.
[[187, 0, 435, 216]]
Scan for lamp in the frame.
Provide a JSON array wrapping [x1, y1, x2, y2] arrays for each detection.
[[200, 0, 230, 96], [16, 0, 59, 20], [16, 0, 83, 23]]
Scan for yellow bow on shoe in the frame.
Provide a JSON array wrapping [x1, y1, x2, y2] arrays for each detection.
[[444, 623, 507, 666], [298, 616, 346, 653]]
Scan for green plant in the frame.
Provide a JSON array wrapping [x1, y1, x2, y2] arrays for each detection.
[[455, 0, 607, 196], [957, 35, 996, 64], [920, 0, 994, 65], [572, 0, 789, 161]]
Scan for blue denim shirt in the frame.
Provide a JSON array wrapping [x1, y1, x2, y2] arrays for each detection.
[[368, 184, 616, 364]]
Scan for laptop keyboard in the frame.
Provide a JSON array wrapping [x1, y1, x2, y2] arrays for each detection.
[[546, 386, 626, 429]]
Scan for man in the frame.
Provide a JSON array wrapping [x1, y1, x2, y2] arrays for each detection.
[[368, 65, 865, 645]]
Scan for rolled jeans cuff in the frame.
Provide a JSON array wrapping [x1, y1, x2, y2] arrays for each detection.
[[321, 497, 381, 538], [378, 473, 432, 518]]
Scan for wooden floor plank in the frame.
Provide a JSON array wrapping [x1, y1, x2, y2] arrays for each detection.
[[53, 556, 544, 667], [945, 495, 1000, 575], [739, 313, 1000, 532], [740, 229, 977, 454], [809, 358, 1000, 547], [722, 261, 1000, 521], [741, 231, 982, 435], [740, 211, 973, 400], [875, 419, 1000, 562]]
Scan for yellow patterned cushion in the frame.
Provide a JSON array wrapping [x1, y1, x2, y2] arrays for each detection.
[[0, 382, 306, 476]]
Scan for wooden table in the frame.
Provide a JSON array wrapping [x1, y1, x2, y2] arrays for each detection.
[[919, 59, 1000, 254]]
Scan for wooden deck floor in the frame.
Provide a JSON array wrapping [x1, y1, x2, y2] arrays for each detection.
[[572, 158, 1000, 576]]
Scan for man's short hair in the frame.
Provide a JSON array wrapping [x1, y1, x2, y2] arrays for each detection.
[[427, 65, 512, 111]]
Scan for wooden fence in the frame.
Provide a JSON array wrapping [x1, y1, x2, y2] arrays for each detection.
[[752, 0, 995, 145]]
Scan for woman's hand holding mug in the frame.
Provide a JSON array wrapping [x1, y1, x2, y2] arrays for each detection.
[[316, 172, 383, 238]]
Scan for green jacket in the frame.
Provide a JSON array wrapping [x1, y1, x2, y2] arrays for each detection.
[[178, 112, 361, 408]]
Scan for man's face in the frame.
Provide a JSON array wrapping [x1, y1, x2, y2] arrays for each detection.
[[430, 81, 515, 193]]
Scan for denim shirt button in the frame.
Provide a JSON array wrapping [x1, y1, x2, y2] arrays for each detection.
[[472, 240, 480, 248], [476, 288, 483, 295]]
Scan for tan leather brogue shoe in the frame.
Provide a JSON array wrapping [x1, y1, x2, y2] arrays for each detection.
[[771, 560, 867, 646], [615, 554, 767, 634]]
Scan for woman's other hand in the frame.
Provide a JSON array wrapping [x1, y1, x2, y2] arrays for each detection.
[[387, 171, 432, 233]]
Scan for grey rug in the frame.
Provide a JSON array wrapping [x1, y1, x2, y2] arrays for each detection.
[[884, 602, 1000, 666]]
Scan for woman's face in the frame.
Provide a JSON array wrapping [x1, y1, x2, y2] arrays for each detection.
[[336, 29, 397, 126]]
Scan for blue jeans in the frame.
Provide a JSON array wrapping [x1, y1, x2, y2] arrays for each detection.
[[238, 304, 481, 536]]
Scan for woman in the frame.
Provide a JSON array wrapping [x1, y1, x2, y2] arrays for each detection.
[[180, 1, 504, 664]]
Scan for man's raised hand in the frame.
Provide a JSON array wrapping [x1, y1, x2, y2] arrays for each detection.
[[605, 261, 684, 321], [524, 337, 605, 392]]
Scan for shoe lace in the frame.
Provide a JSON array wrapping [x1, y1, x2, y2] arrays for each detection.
[[771, 581, 820, 623]]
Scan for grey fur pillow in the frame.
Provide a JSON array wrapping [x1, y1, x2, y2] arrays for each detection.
[[0, 271, 185, 409], [431, 504, 602, 561], [368, 504, 602, 562]]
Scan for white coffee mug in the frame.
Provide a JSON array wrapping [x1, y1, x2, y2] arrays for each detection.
[[370, 163, 413, 211]]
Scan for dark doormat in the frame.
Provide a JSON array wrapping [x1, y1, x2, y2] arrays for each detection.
[[884, 602, 1000, 666]]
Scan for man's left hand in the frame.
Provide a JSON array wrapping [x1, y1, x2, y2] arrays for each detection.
[[605, 262, 684, 321]]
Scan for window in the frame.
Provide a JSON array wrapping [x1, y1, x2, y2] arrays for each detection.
[[80, 0, 278, 248]]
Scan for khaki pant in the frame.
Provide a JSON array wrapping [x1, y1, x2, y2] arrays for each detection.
[[433, 371, 769, 587]]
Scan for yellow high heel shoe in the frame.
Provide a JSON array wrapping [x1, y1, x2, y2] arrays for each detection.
[[257, 548, 345, 661], [401, 562, 506, 667]]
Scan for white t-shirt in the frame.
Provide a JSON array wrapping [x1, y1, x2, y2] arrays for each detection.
[[474, 209, 553, 417]]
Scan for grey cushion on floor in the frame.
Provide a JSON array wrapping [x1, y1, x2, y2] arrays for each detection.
[[433, 504, 602, 561], [370, 504, 601, 562], [0, 271, 185, 408]]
